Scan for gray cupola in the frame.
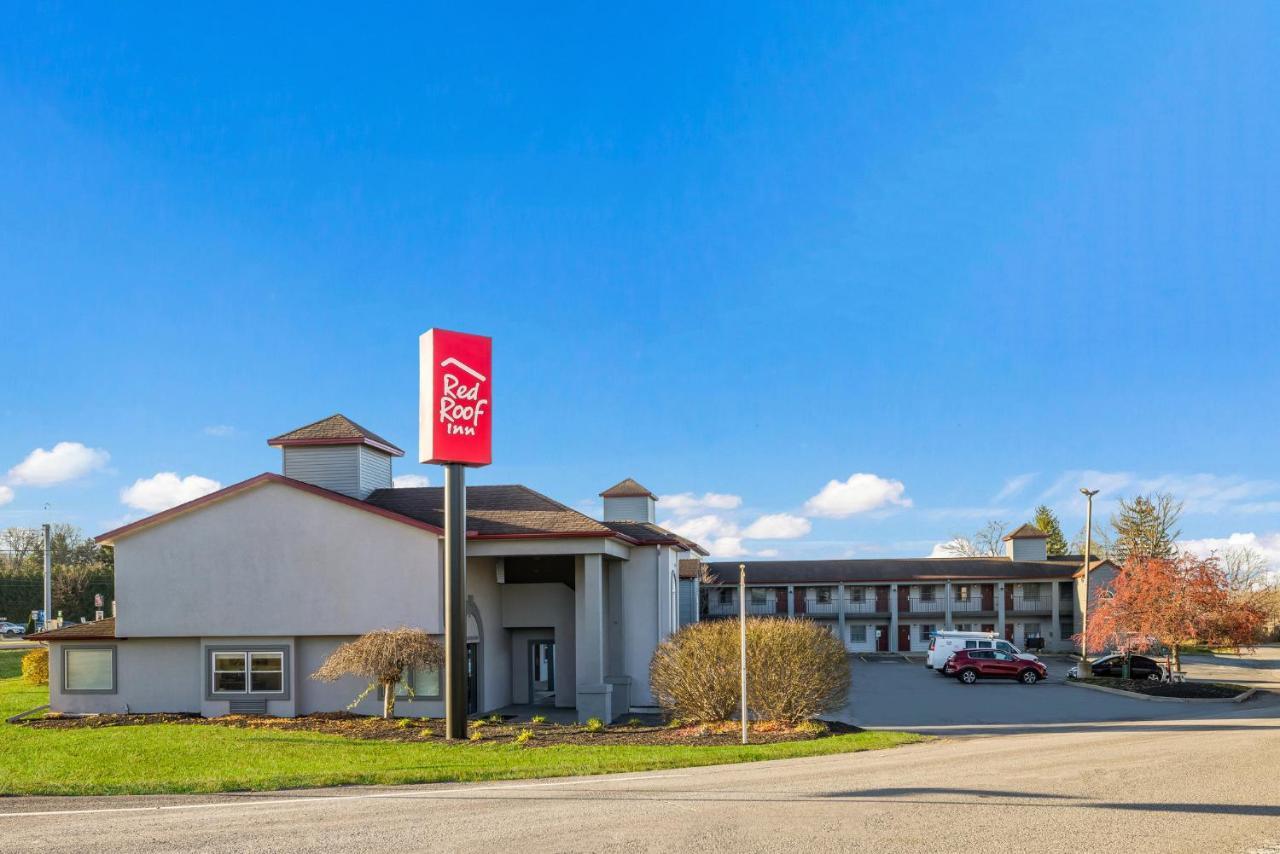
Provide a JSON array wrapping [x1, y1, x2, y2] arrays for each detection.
[[1002, 523, 1048, 561], [268, 414, 403, 499], [600, 478, 657, 523]]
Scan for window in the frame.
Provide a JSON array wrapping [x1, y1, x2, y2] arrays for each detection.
[[718, 589, 733, 605], [397, 664, 442, 699], [1024, 623, 1041, 638], [63, 647, 115, 693], [956, 586, 970, 602], [919, 624, 935, 640], [848, 586, 865, 603], [211, 650, 286, 695], [1023, 584, 1041, 602], [847, 625, 867, 643], [955, 623, 972, 632], [750, 588, 768, 605], [815, 587, 833, 604], [920, 586, 935, 602]]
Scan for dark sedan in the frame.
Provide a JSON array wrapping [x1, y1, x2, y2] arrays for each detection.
[[1069, 654, 1166, 681]]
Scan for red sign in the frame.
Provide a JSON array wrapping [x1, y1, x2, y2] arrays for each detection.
[[419, 328, 492, 466]]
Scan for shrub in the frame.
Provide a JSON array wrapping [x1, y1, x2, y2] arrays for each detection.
[[625, 717, 642, 727], [649, 617, 850, 726], [514, 728, 534, 746], [21, 648, 48, 686], [794, 719, 829, 737], [530, 715, 547, 725], [584, 717, 605, 732], [649, 620, 742, 722]]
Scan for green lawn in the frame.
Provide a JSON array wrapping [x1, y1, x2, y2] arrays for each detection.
[[0, 650, 925, 797]]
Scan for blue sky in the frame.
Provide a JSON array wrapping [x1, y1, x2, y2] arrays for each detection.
[[3, 4, 1278, 561]]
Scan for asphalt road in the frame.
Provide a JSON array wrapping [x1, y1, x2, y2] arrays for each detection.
[[3, 650, 1278, 854]]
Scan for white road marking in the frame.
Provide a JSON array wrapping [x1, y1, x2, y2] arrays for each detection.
[[0, 772, 693, 820]]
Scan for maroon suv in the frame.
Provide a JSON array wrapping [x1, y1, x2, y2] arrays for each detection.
[[943, 649, 1048, 685]]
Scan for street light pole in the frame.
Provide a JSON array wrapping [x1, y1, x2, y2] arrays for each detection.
[[41, 523, 52, 631], [739, 562, 748, 746], [1079, 488, 1099, 677]]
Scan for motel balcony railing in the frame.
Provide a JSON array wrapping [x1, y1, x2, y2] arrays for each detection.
[[903, 597, 945, 614], [949, 598, 985, 613], [799, 597, 883, 616], [1010, 596, 1053, 613], [705, 598, 779, 617]]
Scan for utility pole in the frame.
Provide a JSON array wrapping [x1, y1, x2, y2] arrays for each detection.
[[739, 562, 748, 745], [41, 523, 52, 631], [1078, 488, 1099, 677], [444, 463, 468, 740]]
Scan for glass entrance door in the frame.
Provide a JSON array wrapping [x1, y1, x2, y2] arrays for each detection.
[[529, 640, 556, 706], [466, 642, 479, 715]]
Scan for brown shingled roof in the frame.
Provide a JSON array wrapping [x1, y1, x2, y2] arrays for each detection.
[[601, 521, 708, 555], [267, 414, 404, 456], [28, 617, 118, 641], [599, 478, 656, 499], [366, 485, 618, 538], [1003, 523, 1047, 541]]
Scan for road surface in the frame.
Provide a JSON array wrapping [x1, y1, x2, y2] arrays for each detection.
[[3, 690, 1278, 854]]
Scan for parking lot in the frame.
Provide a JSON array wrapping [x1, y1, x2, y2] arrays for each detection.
[[837, 647, 1280, 736]]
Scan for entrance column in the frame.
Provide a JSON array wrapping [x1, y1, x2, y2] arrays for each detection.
[[996, 581, 1007, 640], [837, 583, 847, 650], [1050, 582, 1061, 651], [575, 554, 612, 723], [944, 580, 953, 630]]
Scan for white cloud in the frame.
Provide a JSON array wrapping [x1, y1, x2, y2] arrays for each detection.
[[741, 513, 812, 540], [707, 536, 748, 558], [928, 538, 967, 558], [7, 442, 110, 487], [803, 473, 912, 518], [121, 473, 222, 513], [1179, 532, 1280, 568], [0, 486, 13, 506], [657, 491, 742, 517], [202, 425, 237, 437], [1038, 470, 1278, 516], [393, 474, 431, 488], [661, 514, 738, 544], [993, 473, 1036, 503]]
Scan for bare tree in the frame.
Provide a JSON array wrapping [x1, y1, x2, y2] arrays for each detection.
[[1220, 546, 1279, 632], [311, 627, 444, 719], [940, 521, 1008, 557]]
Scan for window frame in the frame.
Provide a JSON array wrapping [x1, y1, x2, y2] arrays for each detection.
[[847, 624, 867, 644], [204, 645, 291, 701], [395, 663, 444, 701], [62, 645, 117, 695]]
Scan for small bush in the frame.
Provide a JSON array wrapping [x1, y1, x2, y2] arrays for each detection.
[[514, 728, 534, 746], [794, 719, 829, 736], [21, 648, 48, 686], [487, 713, 504, 724], [649, 618, 850, 726], [625, 717, 642, 727], [530, 715, 547, 725], [584, 717, 605, 732]]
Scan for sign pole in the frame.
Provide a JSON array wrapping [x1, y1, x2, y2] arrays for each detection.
[[739, 562, 748, 745], [444, 462, 468, 740]]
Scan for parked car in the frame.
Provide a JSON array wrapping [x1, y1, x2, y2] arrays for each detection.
[[943, 649, 1048, 685], [0, 621, 26, 637], [926, 631, 1040, 671], [1067, 654, 1165, 681]]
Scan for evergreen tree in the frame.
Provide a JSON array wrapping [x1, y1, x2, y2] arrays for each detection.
[[1031, 505, 1069, 556], [1111, 493, 1183, 564]]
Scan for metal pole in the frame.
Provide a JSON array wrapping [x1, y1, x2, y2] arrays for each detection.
[[1079, 488, 1098, 677], [444, 463, 468, 739], [739, 562, 748, 745], [42, 523, 52, 631]]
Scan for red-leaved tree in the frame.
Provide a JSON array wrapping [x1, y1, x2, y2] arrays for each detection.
[[1082, 553, 1265, 675]]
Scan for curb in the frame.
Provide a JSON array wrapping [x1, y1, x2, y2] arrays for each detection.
[[1065, 680, 1256, 704]]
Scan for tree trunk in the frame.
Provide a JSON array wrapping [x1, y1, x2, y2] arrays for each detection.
[[1172, 644, 1181, 674], [383, 681, 396, 719]]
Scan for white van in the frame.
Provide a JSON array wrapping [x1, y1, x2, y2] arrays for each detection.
[[926, 630, 1040, 671]]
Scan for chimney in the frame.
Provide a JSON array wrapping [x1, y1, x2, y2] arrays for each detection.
[[600, 478, 656, 523], [267, 414, 404, 499], [1003, 524, 1048, 561]]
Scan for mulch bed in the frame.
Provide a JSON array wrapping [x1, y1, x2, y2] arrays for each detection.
[[17, 711, 860, 746], [1079, 678, 1247, 699]]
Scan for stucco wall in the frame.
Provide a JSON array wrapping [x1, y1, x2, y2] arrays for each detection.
[[48, 638, 202, 715], [499, 581, 576, 707], [115, 481, 441, 638]]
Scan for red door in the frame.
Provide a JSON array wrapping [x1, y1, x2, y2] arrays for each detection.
[[897, 586, 909, 614], [981, 584, 994, 610], [1004, 623, 1014, 641], [775, 588, 787, 614], [897, 625, 911, 651], [876, 625, 889, 651], [794, 588, 806, 615], [1004, 585, 1014, 610], [875, 586, 888, 612]]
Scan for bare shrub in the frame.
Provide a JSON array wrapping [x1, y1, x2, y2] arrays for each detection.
[[747, 618, 850, 725], [649, 618, 851, 725], [649, 620, 742, 723], [311, 627, 443, 719]]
